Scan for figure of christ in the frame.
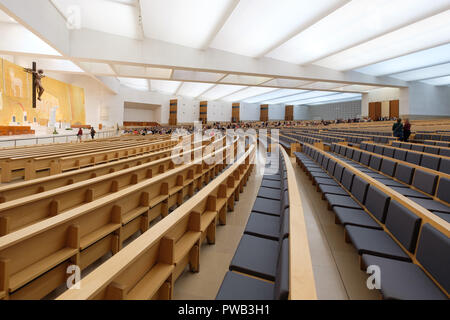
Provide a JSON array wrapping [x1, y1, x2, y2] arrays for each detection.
[[24, 68, 46, 101]]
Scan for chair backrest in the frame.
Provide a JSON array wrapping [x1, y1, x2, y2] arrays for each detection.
[[395, 163, 415, 185], [339, 146, 347, 156], [364, 186, 391, 223], [420, 154, 441, 171], [345, 148, 354, 159], [335, 145, 341, 154], [439, 158, 450, 175], [360, 152, 371, 166], [411, 145, 425, 152], [412, 169, 438, 195], [383, 147, 395, 158], [385, 200, 422, 253], [394, 149, 407, 161], [436, 177, 450, 204], [341, 170, 355, 190], [380, 158, 397, 177], [351, 176, 370, 204], [374, 145, 384, 155], [440, 149, 450, 157], [327, 159, 337, 176], [406, 152, 422, 165], [369, 155, 382, 171], [415, 224, 450, 294], [274, 238, 290, 300], [366, 144, 375, 153], [334, 164, 345, 181], [424, 146, 440, 155], [352, 150, 362, 162]]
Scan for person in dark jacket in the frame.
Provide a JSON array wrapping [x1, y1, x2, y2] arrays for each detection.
[[403, 119, 411, 142], [392, 118, 403, 140]]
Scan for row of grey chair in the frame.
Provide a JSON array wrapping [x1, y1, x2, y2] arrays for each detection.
[[360, 142, 450, 175], [294, 146, 449, 300], [391, 141, 450, 157], [216, 151, 289, 300]]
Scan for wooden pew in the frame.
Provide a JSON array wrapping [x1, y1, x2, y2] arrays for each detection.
[[0, 137, 225, 235], [0, 137, 212, 203], [0, 136, 238, 300], [55, 140, 255, 300]]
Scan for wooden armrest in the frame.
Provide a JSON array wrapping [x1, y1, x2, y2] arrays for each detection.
[[149, 195, 169, 208]]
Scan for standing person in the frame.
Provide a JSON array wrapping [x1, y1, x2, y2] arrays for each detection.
[[403, 119, 411, 142], [392, 118, 404, 140], [77, 128, 83, 142], [90, 127, 96, 139]]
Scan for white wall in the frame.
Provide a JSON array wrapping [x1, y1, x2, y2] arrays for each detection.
[[123, 108, 155, 122], [268, 104, 285, 120], [408, 82, 450, 117], [294, 105, 310, 120]]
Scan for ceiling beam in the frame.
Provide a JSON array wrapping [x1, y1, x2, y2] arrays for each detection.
[[201, 0, 240, 50]]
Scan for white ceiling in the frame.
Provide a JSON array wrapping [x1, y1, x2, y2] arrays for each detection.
[[0, 0, 449, 105]]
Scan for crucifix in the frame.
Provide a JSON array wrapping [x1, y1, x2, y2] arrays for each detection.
[[24, 62, 45, 108]]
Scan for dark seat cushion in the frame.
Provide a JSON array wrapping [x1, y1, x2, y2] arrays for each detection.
[[216, 271, 274, 300], [244, 212, 281, 241], [310, 172, 331, 179], [257, 187, 281, 201], [345, 226, 411, 261], [252, 198, 282, 217], [409, 198, 450, 214], [263, 174, 280, 181], [373, 178, 407, 188], [274, 238, 290, 300], [261, 179, 281, 190], [394, 149, 407, 161], [414, 223, 450, 294], [361, 255, 447, 300], [406, 152, 422, 165], [315, 177, 339, 186], [319, 185, 348, 196], [229, 235, 279, 281], [324, 194, 360, 209], [334, 207, 382, 230], [389, 186, 432, 200]]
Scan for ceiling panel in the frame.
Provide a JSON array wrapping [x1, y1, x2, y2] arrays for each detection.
[[262, 78, 314, 88], [421, 75, 450, 86], [243, 89, 306, 103], [200, 84, 247, 100], [171, 70, 226, 82], [78, 62, 116, 75], [221, 87, 278, 102], [335, 84, 380, 92], [220, 74, 272, 85], [140, 0, 235, 49], [177, 82, 215, 98], [355, 43, 450, 76], [51, 0, 141, 39], [150, 80, 181, 94], [299, 81, 346, 90], [265, 90, 336, 104], [118, 77, 149, 91], [267, 0, 450, 65], [210, 0, 346, 57], [389, 62, 450, 81], [314, 10, 450, 71], [14, 56, 83, 73], [295, 93, 361, 105], [113, 65, 172, 78]]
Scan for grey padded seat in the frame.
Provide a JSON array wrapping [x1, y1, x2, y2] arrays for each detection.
[[229, 235, 285, 281], [351, 176, 370, 204], [257, 187, 281, 201], [411, 145, 425, 152], [324, 194, 360, 210], [244, 209, 289, 241], [369, 156, 382, 171], [364, 186, 391, 223], [383, 147, 395, 158], [439, 158, 450, 174], [389, 186, 432, 200], [345, 226, 411, 261], [216, 271, 274, 300], [361, 255, 447, 300], [263, 174, 280, 181], [252, 197, 283, 217], [261, 179, 281, 190], [334, 207, 382, 230], [315, 178, 339, 186], [424, 146, 439, 155], [310, 172, 331, 179], [408, 198, 450, 214], [365, 172, 389, 180], [319, 185, 348, 196], [380, 159, 397, 177], [436, 177, 450, 203], [434, 212, 450, 223]]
